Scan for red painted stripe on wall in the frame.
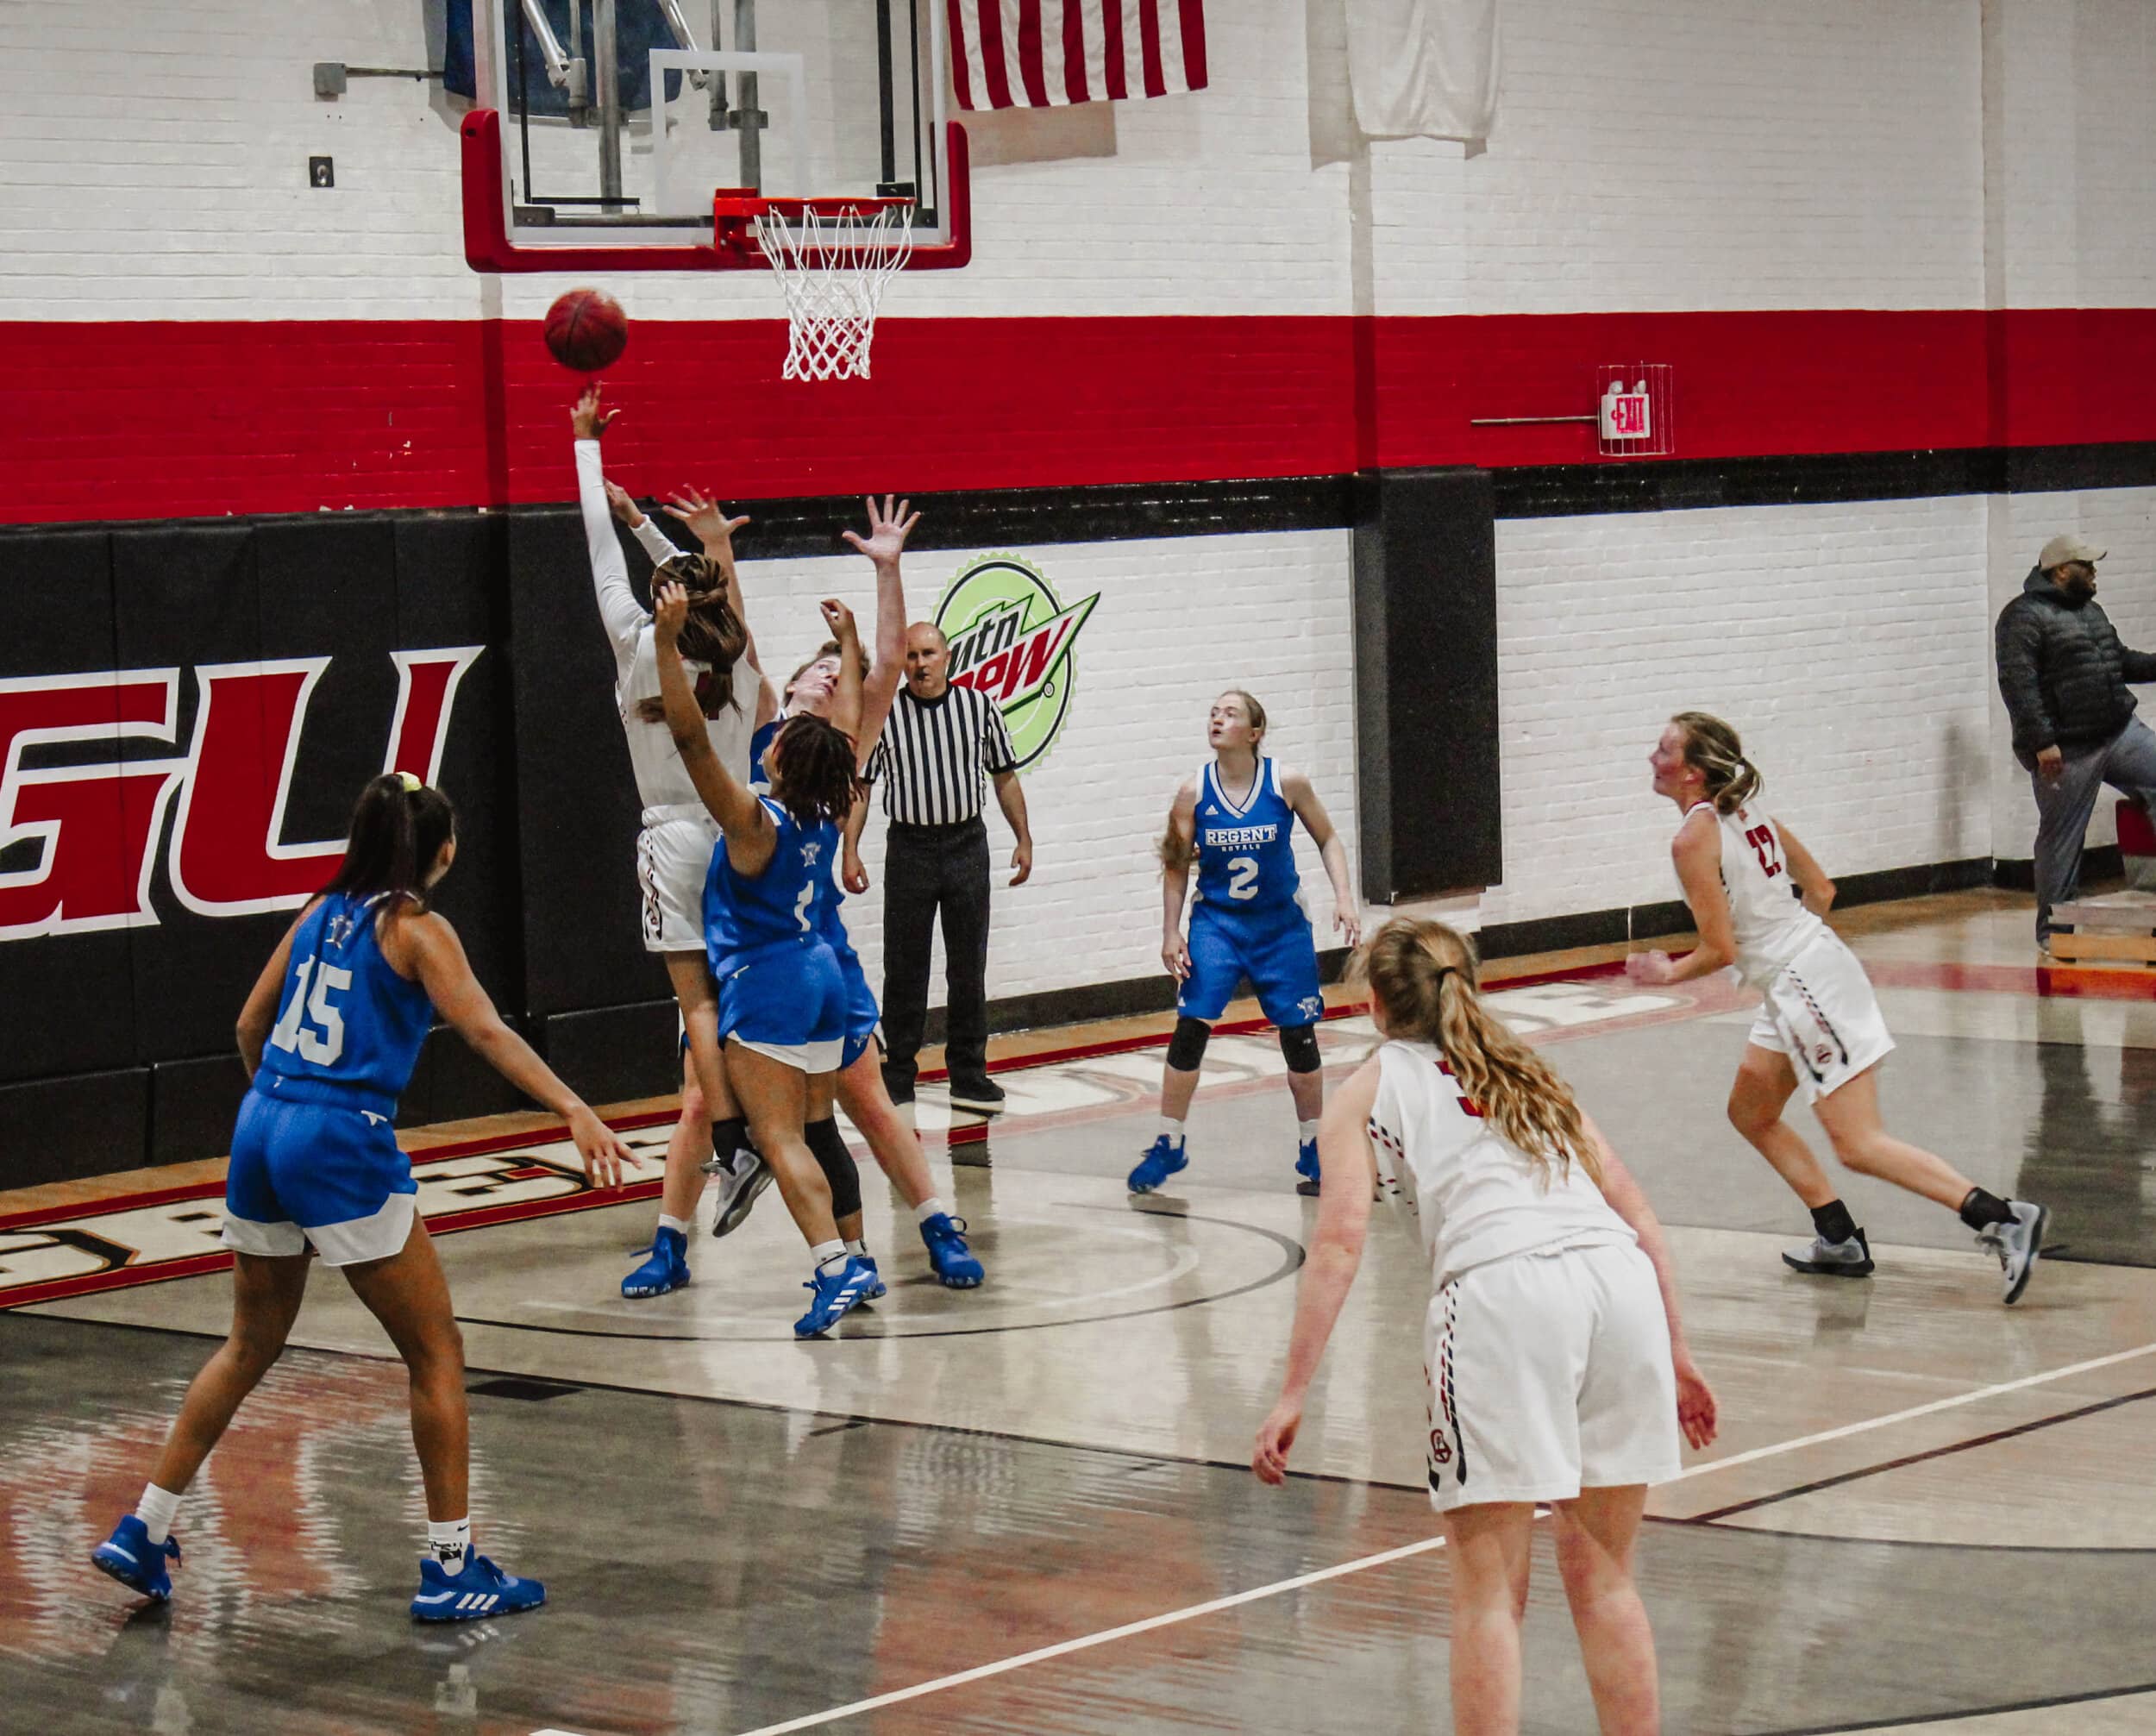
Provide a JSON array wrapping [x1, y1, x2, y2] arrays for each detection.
[[1, 309, 2152, 526]]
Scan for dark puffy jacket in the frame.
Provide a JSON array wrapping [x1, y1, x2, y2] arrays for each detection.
[[1996, 567, 2156, 758]]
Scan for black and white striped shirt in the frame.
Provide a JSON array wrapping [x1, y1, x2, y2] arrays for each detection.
[[863, 684, 1017, 825]]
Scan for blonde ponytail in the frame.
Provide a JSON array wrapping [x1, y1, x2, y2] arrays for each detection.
[[1670, 711, 1762, 814], [1355, 918, 1601, 1190]]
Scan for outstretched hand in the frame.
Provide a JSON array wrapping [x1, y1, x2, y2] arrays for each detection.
[[603, 479, 644, 528], [840, 495, 920, 567], [819, 597, 859, 644], [653, 579, 688, 644], [570, 383, 617, 442], [661, 486, 751, 552]]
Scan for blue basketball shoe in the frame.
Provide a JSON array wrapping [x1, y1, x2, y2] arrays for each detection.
[[795, 1256, 879, 1338], [621, 1226, 689, 1299], [91, 1517, 181, 1601], [856, 1256, 888, 1301], [920, 1213, 984, 1288], [1295, 1138, 1321, 1198], [411, 1553, 546, 1623], [1127, 1134, 1188, 1194]]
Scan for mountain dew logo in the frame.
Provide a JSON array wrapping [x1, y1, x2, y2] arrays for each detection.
[[936, 555, 1100, 771]]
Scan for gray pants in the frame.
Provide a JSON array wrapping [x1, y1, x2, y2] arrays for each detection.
[[2026, 716, 2156, 942]]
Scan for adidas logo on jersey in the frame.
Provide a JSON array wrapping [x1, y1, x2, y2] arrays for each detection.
[[1203, 805, 1219, 816]]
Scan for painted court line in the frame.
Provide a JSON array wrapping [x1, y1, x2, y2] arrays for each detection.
[[1669, 1335, 2156, 1483], [724, 1535, 1452, 1736], [582, 1335, 2156, 1736]]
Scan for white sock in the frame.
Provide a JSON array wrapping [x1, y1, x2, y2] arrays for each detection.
[[658, 1213, 693, 1238], [1298, 1120, 1319, 1147], [812, 1238, 849, 1276], [135, 1482, 180, 1547], [1158, 1117, 1187, 1146], [845, 1238, 869, 1259], [913, 1196, 949, 1225], [426, 1516, 471, 1576]]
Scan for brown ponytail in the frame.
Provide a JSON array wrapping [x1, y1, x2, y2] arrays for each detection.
[[1670, 711, 1762, 814], [634, 560, 747, 724], [321, 774, 457, 912], [1354, 918, 1601, 1190]]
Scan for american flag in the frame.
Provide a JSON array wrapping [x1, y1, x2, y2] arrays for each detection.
[[946, 1, 1208, 110]]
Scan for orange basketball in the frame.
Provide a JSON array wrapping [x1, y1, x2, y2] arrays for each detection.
[[544, 287, 629, 373]]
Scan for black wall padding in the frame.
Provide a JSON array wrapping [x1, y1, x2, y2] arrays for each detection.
[[0, 507, 683, 1182], [505, 506, 672, 1018], [0, 529, 133, 1085], [1351, 468, 1503, 903]]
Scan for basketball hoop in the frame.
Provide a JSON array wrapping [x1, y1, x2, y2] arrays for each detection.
[[716, 194, 914, 382]]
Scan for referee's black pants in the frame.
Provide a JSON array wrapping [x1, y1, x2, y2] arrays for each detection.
[[881, 817, 993, 1094]]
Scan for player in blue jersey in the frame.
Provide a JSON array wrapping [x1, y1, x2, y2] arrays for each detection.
[[730, 498, 985, 1291], [1131, 690, 1362, 1197], [654, 581, 888, 1336], [91, 773, 639, 1621]]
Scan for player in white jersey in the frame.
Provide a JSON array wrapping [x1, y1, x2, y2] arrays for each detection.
[[1627, 712, 2048, 1303], [1253, 918, 1716, 1736], [570, 387, 778, 1300]]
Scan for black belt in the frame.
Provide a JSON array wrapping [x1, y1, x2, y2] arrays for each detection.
[[887, 815, 986, 840]]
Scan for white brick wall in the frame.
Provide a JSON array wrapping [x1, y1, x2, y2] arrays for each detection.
[[730, 528, 1358, 1006], [1483, 498, 1996, 925], [1460, 0, 1984, 316], [9, 0, 2142, 323]]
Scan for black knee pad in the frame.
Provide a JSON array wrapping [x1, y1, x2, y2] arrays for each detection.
[[1279, 1022, 1322, 1075], [1166, 1016, 1213, 1072], [804, 1118, 862, 1219]]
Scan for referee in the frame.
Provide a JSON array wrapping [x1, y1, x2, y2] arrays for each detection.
[[848, 623, 1035, 1113]]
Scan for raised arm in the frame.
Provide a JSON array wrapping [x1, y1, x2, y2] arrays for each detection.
[[1157, 779, 1198, 981], [1253, 1056, 1380, 1484], [1282, 767, 1362, 949], [396, 907, 639, 1189], [571, 386, 644, 681], [662, 486, 776, 722], [821, 599, 865, 741], [1583, 1116, 1718, 1451], [1774, 820, 1836, 918], [841, 787, 873, 895], [654, 580, 775, 874], [840, 495, 920, 761], [1627, 809, 1736, 986]]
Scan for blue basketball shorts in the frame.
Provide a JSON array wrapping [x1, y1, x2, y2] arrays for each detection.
[[718, 935, 848, 1074], [222, 1079, 417, 1266], [1177, 906, 1325, 1031], [829, 932, 882, 1071]]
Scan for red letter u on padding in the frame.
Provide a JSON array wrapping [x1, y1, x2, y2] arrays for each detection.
[[168, 649, 482, 918]]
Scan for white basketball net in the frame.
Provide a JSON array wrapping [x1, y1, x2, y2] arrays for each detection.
[[752, 202, 914, 382]]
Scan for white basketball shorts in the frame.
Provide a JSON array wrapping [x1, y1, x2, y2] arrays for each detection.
[[636, 807, 720, 954], [1747, 929, 1895, 1104], [1424, 1238, 1681, 1513]]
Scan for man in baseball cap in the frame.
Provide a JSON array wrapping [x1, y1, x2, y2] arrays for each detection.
[[1996, 534, 2156, 949]]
